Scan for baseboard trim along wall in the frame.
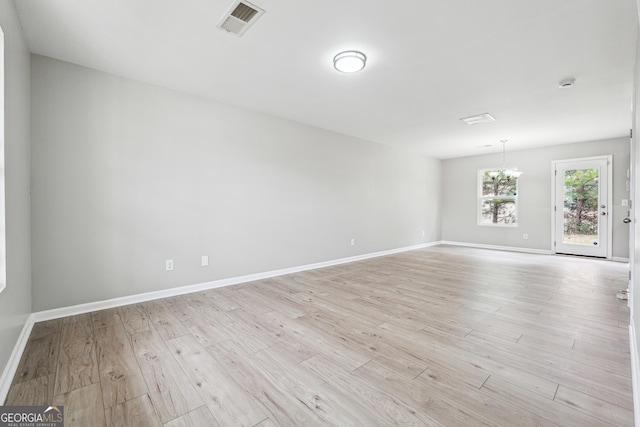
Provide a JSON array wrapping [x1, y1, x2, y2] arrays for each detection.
[[612, 257, 631, 263], [0, 240, 441, 403], [440, 240, 554, 255], [0, 318, 35, 404], [442, 241, 631, 261], [630, 320, 640, 427]]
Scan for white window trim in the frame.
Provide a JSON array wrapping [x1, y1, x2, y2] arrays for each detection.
[[477, 168, 519, 227]]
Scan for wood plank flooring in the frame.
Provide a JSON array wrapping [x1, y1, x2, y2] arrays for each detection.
[[5, 245, 634, 426]]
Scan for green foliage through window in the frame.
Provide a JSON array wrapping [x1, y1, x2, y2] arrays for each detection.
[[563, 168, 598, 241], [478, 170, 518, 225]]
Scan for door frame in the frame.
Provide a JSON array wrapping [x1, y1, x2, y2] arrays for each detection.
[[550, 155, 613, 259], [629, 131, 635, 311]]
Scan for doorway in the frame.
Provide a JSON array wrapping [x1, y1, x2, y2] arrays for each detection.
[[552, 156, 612, 258]]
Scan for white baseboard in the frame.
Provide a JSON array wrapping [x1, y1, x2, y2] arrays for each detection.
[[0, 315, 35, 404], [442, 241, 631, 261], [440, 240, 554, 255], [31, 241, 441, 323], [612, 257, 630, 263], [630, 320, 640, 427]]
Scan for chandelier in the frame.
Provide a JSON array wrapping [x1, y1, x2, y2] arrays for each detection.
[[489, 140, 522, 180]]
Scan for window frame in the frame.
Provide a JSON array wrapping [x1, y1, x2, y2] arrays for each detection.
[[477, 168, 519, 227]]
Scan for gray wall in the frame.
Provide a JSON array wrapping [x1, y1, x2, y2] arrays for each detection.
[[0, 2, 32, 378], [30, 55, 442, 312], [442, 138, 630, 258]]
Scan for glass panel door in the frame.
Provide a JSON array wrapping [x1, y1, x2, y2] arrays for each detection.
[[562, 167, 599, 246], [554, 158, 609, 257]]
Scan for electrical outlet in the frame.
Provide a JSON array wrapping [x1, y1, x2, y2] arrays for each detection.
[[523, 234, 528, 240], [166, 259, 174, 271], [351, 238, 355, 246], [422, 230, 425, 236], [201, 255, 209, 267]]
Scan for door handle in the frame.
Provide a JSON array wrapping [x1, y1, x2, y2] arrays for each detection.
[[624, 217, 632, 223], [601, 212, 607, 216]]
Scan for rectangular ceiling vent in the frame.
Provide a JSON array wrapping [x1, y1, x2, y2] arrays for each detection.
[[217, 0, 265, 37], [460, 113, 496, 125]]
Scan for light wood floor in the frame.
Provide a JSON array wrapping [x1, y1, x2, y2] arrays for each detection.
[[5, 245, 634, 426]]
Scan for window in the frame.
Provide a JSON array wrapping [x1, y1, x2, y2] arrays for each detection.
[[478, 169, 519, 226]]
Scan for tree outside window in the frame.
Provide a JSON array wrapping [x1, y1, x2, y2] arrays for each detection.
[[478, 169, 518, 226], [563, 168, 598, 244]]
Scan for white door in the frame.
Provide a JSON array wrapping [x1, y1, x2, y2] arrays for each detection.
[[629, 132, 634, 307], [553, 157, 611, 258]]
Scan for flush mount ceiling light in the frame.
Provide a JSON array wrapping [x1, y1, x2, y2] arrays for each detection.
[[333, 51, 367, 73], [558, 77, 576, 89], [460, 113, 495, 125]]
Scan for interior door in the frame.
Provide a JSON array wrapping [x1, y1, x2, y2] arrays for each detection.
[[554, 157, 611, 258]]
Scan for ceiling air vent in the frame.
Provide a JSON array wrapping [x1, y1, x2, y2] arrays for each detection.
[[217, 0, 265, 36], [460, 113, 496, 125]]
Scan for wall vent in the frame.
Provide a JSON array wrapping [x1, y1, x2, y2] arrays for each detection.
[[217, 0, 265, 36]]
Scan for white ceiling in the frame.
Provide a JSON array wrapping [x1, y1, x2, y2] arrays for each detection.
[[14, 0, 639, 159]]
